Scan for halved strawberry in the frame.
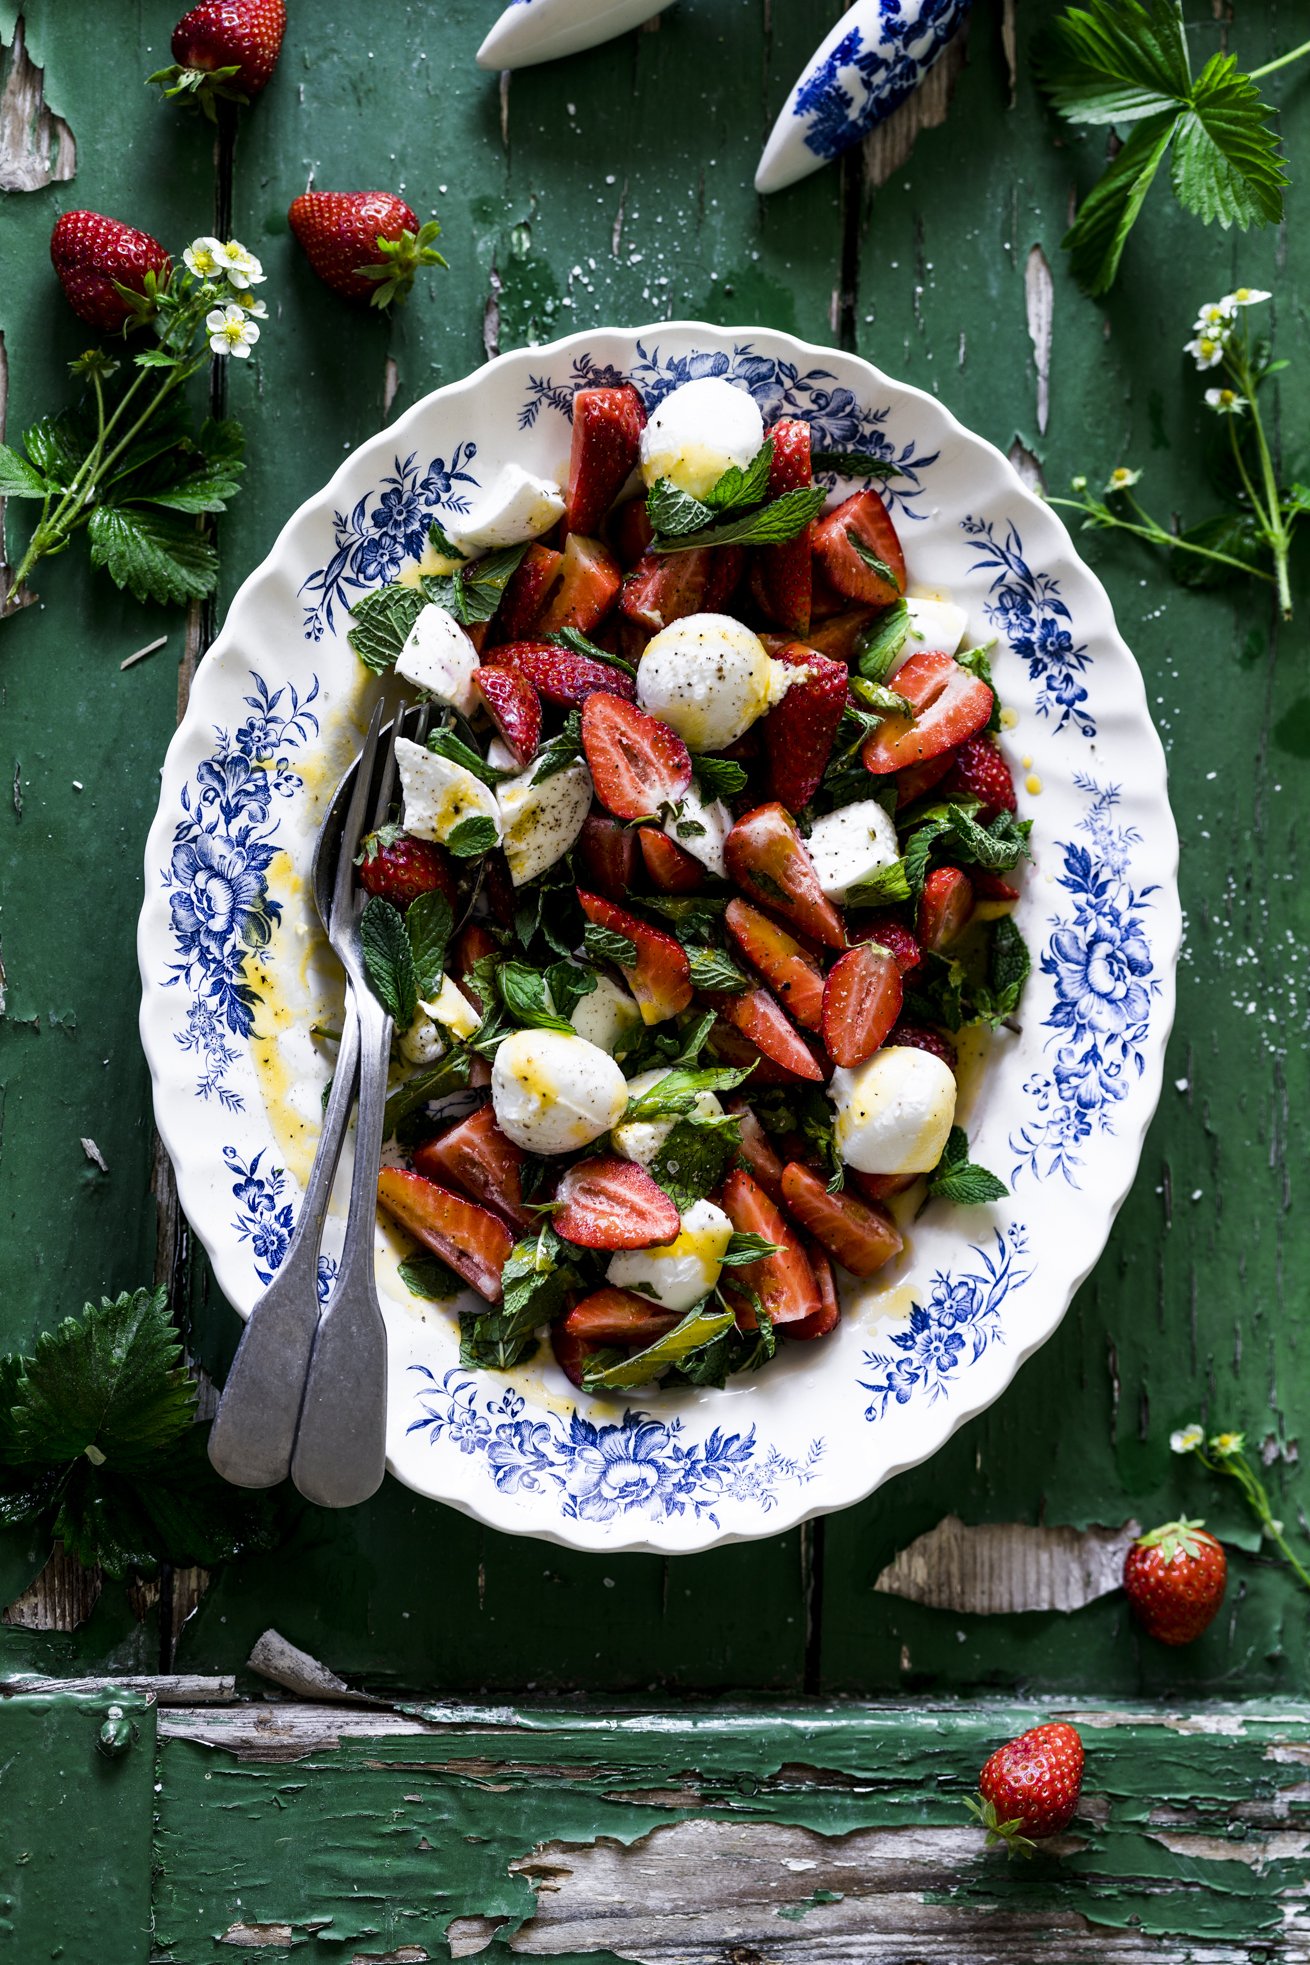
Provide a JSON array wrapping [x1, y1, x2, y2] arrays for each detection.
[[862, 649, 993, 775], [639, 828, 704, 893], [472, 665, 541, 767], [787, 1241, 841, 1340], [494, 541, 563, 641], [577, 812, 638, 899], [704, 545, 745, 611], [490, 639, 634, 707], [567, 385, 646, 537], [793, 605, 880, 663], [750, 417, 814, 635], [886, 1021, 958, 1069], [813, 490, 906, 606], [537, 534, 623, 635], [946, 733, 1016, 819], [848, 915, 920, 975], [413, 1103, 534, 1232], [552, 1155, 680, 1250], [377, 1168, 512, 1303], [357, 830, 457, 911], [582, 693, 692, 821], [895, 749, 958, 808], [621, 548, 715, 632], [917, 866, 975, 952], [973, 869, 1021, 902], [719, 1168, 821, 1328], [780, 1162, 903, 1278], [451, 921, 498, 1007], [481, 849, 516, 930], [821, 941, 903, 1068], [727, 1100, 786, 1201], [724, 804, 845, 951], [611, 496, 653, 568], [551, 1321, 599, 1389], [709, 1020, 809, 1086], [577, 889, 693, 1023], [724, 898, 826, 1031], [848, 1168, 918, 1206], [711, 985, 824, 1083], [761, 643, 849, 810], [561, 1288, 680, 1345]]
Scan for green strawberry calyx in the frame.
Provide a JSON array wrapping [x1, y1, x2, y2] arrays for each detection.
[[355, 220, 448, 311], [964, 1793, 1037, 1860], [1135, 1517, 1211, 1564], [147, 61, 249, 122]]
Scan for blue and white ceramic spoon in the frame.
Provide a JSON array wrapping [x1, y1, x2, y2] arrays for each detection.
[[755, 0, 972, 195], [476, 0, 671, 71]]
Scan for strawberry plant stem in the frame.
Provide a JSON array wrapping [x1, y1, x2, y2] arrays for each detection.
[[1187, 1438, 1310, 1597], [1247, 38, 1310, 80]]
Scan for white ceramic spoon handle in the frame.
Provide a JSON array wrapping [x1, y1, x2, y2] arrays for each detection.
[[756, 0, 972, 196], [477, 0, 672, 71]]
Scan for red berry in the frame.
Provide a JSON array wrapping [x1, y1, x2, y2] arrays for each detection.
[[582, 693, 692, 822], [156, 0, 287, 106], [288, 191, 445, 309], [973, 1723, 1085, 1853], [812, 489, 906, 606], [917, 866, 975, 953], [566, 386, 646, 538], [1123, 1519, 1227, 1645], [50, 212, 171, 333], [885, 1021, 958, 1070], [357, 829, 456, 911], [947, 734, 1017, 819], [472, 666, 541, 767], [552, 1157, 680, 1251], [761, 642, 849, 811], [862, 649, 993, 776], [751, 418, 814, 635]]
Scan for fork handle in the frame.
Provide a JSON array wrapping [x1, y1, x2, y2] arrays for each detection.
[[290, 984, 393, 1509], [207, 1007, 362, 1490]]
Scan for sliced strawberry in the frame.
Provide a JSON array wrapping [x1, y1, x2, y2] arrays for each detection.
[[886, 1021, 958, 1069], [537, 534, 623, 635], [577, 812, 639, 899], [709, 1019, 809, 1086], [495, 541, 563, 641], [821, 941, 903, 1068], [552, 1155, 680, 1250], [551, 1322, 599, 1389], [472, 665, 541, 767], [481, 849, 517, 930], [862, 648, 993, 775], [639, 828, 704, 893], [945, 733, 1016, 819], [813, 490, 906, 606], [704, 545, 745, 611], [358, 831, 457, 910], [847, 915, 920, 975], [611, 496, 654, 568], [724, 898, 826, 1032], [718, 1168, 821, 1328], [917, 866, 975, 952], [787, 1241, 841, 1340], [413, 1103, 534, 1232], [377, 1168, 512, 1303], [895, 749, 958, 808], [562, 1288, 681, 1345], [727, 1100, 786, 1201], [973, 869, 1021, 902], [621, 548, 715, 632], [582, 693, 692, 821], [567, 385, 646, 537], [577, 890, 693, 1023], [761, 643, 848, 810], [750, 418, 814, 635], [451, 921, 498, 1007], [848, 1167, 918, 1205], [798, 605, 880, 663], [711, 986, 824, 1082], [724, 803, 845, 951], [780, 1162, 903, 1278], [490, 639, 634, 707]]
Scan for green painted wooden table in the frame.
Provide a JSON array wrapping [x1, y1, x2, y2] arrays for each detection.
[[2, 1, 1309, 1958]]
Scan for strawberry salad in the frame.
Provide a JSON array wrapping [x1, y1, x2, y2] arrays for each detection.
[[343, 373, 1031, 1394]]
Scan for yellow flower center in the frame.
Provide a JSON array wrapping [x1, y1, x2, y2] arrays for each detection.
[[220, 319, 247, 346]]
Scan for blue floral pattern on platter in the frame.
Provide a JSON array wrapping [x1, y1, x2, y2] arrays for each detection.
[[406, 1368, 825, 1525], [963, 515, 1093, 737], [793, 0, 972, 165], [160, 673, 320, 1110], [1011, 779, 1159, 1188], [859, 1228, 1030, 1419]]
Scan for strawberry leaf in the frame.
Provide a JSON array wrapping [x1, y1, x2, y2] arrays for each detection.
[[1171, 53, 1287, 228], [87, 504, 219, 605], [9, 1288, 194, 1473], [0, 445, 51, 498]]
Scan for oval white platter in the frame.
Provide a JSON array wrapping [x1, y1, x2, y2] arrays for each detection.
[[138, 322, 1180, 1553]]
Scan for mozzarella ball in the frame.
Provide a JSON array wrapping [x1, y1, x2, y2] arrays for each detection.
[[639, 378, 765, 499], [399, 1015, 446, 1067], [395, 604, 481, 716], [611, 1067, 724, 1167], [805, 798, 901, 903], [829, 1047, 957, 1175], [607, 1197, 734, 1312], [567, 973, 643, 1055], [442, 464, 565, 553], [895, 589, 970, 672], [495, 756, 593, 886], [396, 736, 503, 847], [663, 776, 732, 879], [638, 613, 791, 752], [491, 1029, 628, 1155]]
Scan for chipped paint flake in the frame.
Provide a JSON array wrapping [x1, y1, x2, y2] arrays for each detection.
[[0, 14, 76, 192], [874, 1514, 1139, 1614], [1024, 243, 1053, 437]]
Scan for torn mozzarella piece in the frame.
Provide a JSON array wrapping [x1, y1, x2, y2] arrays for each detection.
[[894, 589, 970, 672], [829, 1047, 957, 1175], [395, 604, 481, 716], [396, 735, 503, 848], [611, 1067, 724, 1167], [638, 613, 792, 751], [664, 776, 732, 879], [639, 378, 765, 500], [567, 974, 643, 1055], [805, 799, 900, 903], [606, 1197, 734, 1312], [441, 465, 565, 553], [491, 1029, 628, 1155], [495, 756, 593, 886], [398, 976, 481, 1067]]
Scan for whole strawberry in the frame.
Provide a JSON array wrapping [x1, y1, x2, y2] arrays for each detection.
[[1123, 1518, 1227, 1645], [288, 191, 447, 309], [357, 829, 456, 911], [967, 1722, 1084, 1856], [50, 212, 171, 332], [150, 0, 287, 115]]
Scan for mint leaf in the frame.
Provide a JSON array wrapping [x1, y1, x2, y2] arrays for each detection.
[[687, 946, 748, 993], [856, 602, 910, 682], [406, 891, 453, 999], [423, 543, 528, 626], [624, 1062, 754, 1121], [846, 860, 912, 908], [652, 486, 826, 555], [720, 1231, 784, 1267], [927, 1127, 1009, 1206], [988, 914, 1031, 1004], [87, 504, 218, 604], [531, 709, 584, 784], [811, 449, 897, 478], [10, 1288, 194, 1471], [646, 477, 715, 537], [1172, 52, 1286, 228], [849, 675, 914, 718], [428, 516, 467, 560], [549, 625, 637, 679], [847, 529, 902, 591], [649, 1116, 739, 1212], [501, 1224, 575, 1336], [640, 893, 728, 939], [348, 583, 425, 673], [584, 922, 638, 968], [545, 959, 598, 1024], [459, 1311, 538, 1372], [705, 439, 775, 512], [582, 1300, 736, 1390], [446, 815, 500, 858], [383, 1047, 474, 1142], [360, 895, 418, 1027], [0, 445, 51, 498], [691, 755, 748, 799], [497, 960, 576, 1034], [426, 727, 512, 786], [955, 642, 1002, 730], [398, 1251, 465, 1301]]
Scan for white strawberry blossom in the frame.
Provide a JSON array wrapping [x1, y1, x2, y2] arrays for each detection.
[[1170, 1423, 1204, 1454], [1104, 466, 1141, 494], [1204, 387, 1247, 416], [1184, 332, 1226, 371], [207, 303, 261, 358], [183, 235, 225, 280], [1221, 287, 1270, 310], [212, 239, 265, 288], [235, 294, 269, 319], [1192, 299, 1234, 334]]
